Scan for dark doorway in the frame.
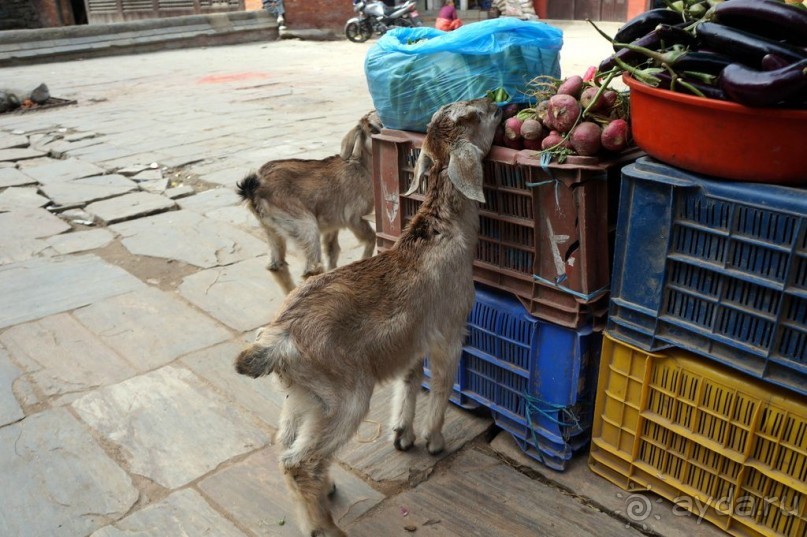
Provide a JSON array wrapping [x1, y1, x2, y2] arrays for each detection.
[[71, 0, 88, 24]]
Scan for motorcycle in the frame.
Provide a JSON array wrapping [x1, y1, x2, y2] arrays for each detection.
[[345, 0, 423, 43]]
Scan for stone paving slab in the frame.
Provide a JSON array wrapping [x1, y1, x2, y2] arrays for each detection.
[[0, 133, 28, 150], [0, 345, 24, 426], [0, 186, 50, 210], [71, 286, 232, 371], [111, 209, 267, 269], [0, 254, 145, 329], [489, 434, 727, 537], [178, 257, 284, 332], [180, 340, 285, 429], [0, 313, 137, 407], [0, 407, 138, 537], [44, 227, 115, 255], [0, 206, 70, 238], [0, 147, 46, 162], [20, 157, 106, 184], [40, 173, 138, 207], [177, 187, 242, 214], [91, 488, 248, 537], [347, 449, 645, 537], [0, 167, 36, 188], [199, 444, 386, 537], [336, 383, 492, 487], [204, 204, 261, 228], [72, 365, 271, 489], [84, 191, 176, 224]]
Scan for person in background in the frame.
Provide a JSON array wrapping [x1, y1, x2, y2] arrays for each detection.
[[262, 0, 286, 28], [435, 0, 463, 31]]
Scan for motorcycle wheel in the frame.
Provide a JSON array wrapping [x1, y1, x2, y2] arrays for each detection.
[[345, 21, 372, 43]]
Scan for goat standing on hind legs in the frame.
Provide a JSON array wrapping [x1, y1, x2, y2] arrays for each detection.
[[234, 98, 501, 537], [236, 111, 383, 295]]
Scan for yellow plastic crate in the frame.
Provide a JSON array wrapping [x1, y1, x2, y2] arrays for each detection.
[[590, 332, 807, 537]]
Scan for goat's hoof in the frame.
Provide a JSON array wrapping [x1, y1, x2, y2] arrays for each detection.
[[393, 428, 415, 452], [425, 432, 446, 455]]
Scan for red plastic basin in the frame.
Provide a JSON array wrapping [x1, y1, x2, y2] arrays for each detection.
[[624, 74, 807, 184]]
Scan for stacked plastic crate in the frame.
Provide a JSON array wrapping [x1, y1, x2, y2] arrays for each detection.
[[590, 157, 807, 537], [371, 128, 642, 470]]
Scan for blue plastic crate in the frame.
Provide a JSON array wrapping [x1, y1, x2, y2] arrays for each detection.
[[608, 157, 807, 396], [463, 284, 600, 470]]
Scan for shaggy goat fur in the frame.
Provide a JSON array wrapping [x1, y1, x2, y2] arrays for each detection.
[[236, 111, 383, 294], [234, 98, 501, 537]]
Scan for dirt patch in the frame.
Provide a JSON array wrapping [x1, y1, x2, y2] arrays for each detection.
[[94, 240, 200, 292]]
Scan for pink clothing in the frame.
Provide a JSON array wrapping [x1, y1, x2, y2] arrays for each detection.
[[438, 5, 457, 20]]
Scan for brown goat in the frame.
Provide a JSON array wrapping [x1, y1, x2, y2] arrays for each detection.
[[236, 111, 383, 294], [234, 98, 501, 537]]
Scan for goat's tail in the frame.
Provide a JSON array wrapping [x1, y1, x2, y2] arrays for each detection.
[[234, 327, 296, 379], [235, 172, 261, 207]]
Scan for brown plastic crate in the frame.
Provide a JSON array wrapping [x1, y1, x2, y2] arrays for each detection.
[[372, 128, 642, 329]]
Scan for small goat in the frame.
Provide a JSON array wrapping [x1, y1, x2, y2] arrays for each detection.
[[234, 98, 501, 537], [236, 111, 383, 294]]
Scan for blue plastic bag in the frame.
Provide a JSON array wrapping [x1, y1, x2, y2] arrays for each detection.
[[365, 18, 563, 132]]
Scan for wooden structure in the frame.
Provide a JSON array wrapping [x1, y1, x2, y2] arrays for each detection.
[[84, 0, 245, 24]]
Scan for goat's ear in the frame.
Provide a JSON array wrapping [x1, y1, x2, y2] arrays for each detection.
[[405, 149, 432, 196], [340, 125, 364, 160], [447, 141, 486, 203]]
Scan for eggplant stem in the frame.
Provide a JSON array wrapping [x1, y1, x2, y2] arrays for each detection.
[[614, 56, 661, 86], [586, 18, 615, 44]]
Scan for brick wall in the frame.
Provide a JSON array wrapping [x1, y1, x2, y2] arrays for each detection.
[[284, 0, 361, 29], [0, 0, 42, 30]]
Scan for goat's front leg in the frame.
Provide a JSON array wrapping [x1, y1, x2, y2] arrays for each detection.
[[349, 218, 376, 259], [390, 363, 423, 452], [322, 230, 340, 271], [421, 340, 462, 455]]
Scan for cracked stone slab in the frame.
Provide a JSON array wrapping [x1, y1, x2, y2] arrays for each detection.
[[347, 449, 645, 537], [90, 489, 248, 537], [40, 174, 138, 207], [84, 191, 176, 224], [0, 186, 50, 210], [0, 167, 36, 188], [72, 286, 231, 370], [179, 257, 284, 332], [0, 345, 24, 426], [206, 205, 261, 229], [111, 210, 266, 268], [0, 313, 137, 407], [21, 157, 106, 184], [0, 254, 145, 329], [180, 341, 285, 429], [164, 185, 194, 199], [0, 147, 46, 162], [0, 236, 50, 265], [72, 365, 271, 489], [0, 207, 69, 239], [199, 445, 385, 534], [177, 187, 242, 214], [336, 383, 492, 486], [0, 408, 138, 537], [45, 228, 114, 254]]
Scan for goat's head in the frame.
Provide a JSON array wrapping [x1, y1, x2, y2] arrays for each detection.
[[340, 110, 383, 161], [407, 98, 502, 203]]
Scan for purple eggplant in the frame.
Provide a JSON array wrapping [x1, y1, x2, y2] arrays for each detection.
[[719, 59, 807, 107], [672, 50, 733, 75], [714, 0, 807, 47], [613, 8, 684, 50], [656, 72, 728, 101], [696, 22, 807, 69]]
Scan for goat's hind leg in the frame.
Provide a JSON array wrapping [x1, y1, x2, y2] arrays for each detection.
[[261, 223, 295, 294], [421, 340, 462, 455], [390, 363, 423, 452], [281, 387, 371, 536]]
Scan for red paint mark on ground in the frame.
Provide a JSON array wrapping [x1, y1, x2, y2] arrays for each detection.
[[197, 72, 272, 84]]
